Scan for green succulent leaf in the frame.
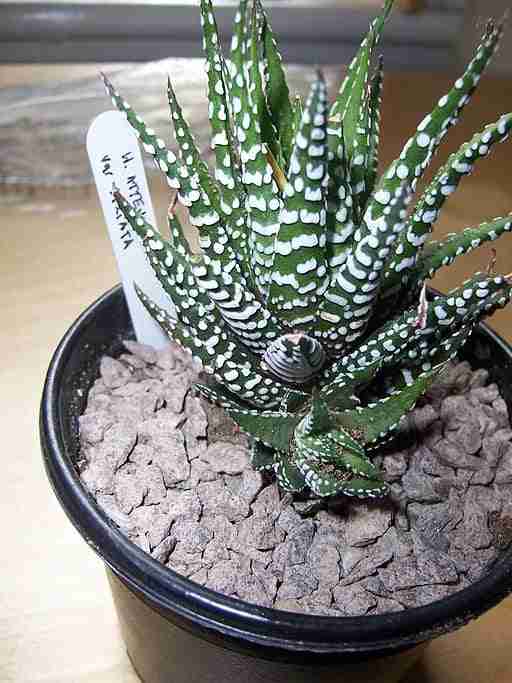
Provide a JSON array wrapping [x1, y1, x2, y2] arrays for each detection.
[[380, 274, 512, 379], [296, 420, 367, 463], [250, 0, 281, 163], [251, 440, 276, 471], [166, 199, 190, 257], [259, 0, 294, 167], [134, 283, 294, 410], [341, 30, 375, 181], [336, 477, 389, 499], [228, 0, 249, 81], [188, 250, 284, 354], [103, 73, 236, 261], [194, 382, 248, 411], [226, 0, 250, 162], [364, 55, 385, 207], [426, 273, 511, 331], [199, 0, 244, 210], [235, 54, 283, 297], [390, 324, 473, 392], [268, 72, 330, 328], [318, 183, 410, 351], [224, 408, 301, 451], [115, 191, 212, 324], [326, 0, 392, 227], [320, 309, 417, 403], [101, 73, 182, 190], [324, 133, 355, 271], [103, 2, 512, 501], [405, 214, 512, 296], [322, 4, 394, 270], [334, 370, 439, 446], [330, 0, 393, 122], [348, 77, 373, 215], [166, 76, 220, 212], [296, 456, 388, 498], [302, 392, 332, 435], [385, 113, 512, 291], [315, 19, 505, 351], [134, 283, 210, 367], [329, 439, 380, 479], [273, 450, 308, 492]]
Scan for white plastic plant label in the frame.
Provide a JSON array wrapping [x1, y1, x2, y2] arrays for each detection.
[[87, 109, 173, 349]]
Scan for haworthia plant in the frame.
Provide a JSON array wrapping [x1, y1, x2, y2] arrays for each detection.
[[104, 0, 511, 500]]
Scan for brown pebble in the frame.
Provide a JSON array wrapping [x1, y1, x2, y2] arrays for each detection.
[[100, 356, 133, 389], [79, 348, 512, 617], [123, 339, 158, 364]]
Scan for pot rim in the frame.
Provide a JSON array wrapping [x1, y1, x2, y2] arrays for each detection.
[[40, 284, 512, 658]]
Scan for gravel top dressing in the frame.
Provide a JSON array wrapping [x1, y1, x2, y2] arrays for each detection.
[[78, 341, 512, 616]]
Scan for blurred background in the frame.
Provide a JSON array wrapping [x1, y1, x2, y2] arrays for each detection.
[[0, 0, 510, 193], [0, 0, 510, 71]]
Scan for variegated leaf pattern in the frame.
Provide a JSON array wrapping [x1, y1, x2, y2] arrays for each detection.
[[229, 7, 283, 297], [103, 0, 511, 500], [135, 286, 297, 410], [363, 56, 385, 208], [329, 0, 394, 122], [188, 250, 285, 354], [166, 77, 221, 221], [199, 0, 244, 213], [268, 72, 330, 328], [403, 214, 512, 298], [258, 0, 295, 167], [166, 196, 190, 257], [384, 113, 512, 292], [322, 0, 394, 272], [315, 18, 505, 350], [249, 1, 281, 163]]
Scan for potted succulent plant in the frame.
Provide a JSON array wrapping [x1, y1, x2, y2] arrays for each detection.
[[41, 1, 512, 681]]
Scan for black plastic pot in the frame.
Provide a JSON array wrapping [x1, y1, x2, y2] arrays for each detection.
[[41, 284, 512, 683]]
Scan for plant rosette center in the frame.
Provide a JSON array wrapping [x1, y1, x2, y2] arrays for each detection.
[[261, 333, 326, 383]]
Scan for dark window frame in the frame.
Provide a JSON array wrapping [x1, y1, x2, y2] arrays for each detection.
[[0, 2, 464, 68]]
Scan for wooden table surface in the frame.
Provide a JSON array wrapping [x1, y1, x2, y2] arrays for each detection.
[[1, 65, 512, 683]]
